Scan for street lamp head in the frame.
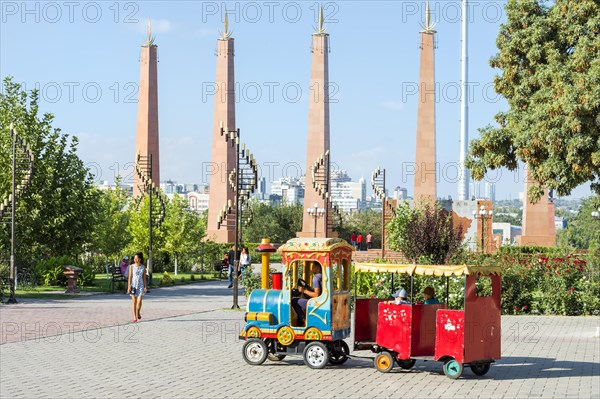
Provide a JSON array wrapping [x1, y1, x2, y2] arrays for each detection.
[[313, 203, 318, 208]]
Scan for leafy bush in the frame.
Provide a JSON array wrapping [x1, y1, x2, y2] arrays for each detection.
[[34, 256, 75, 286], [77, 265, 96, 287], [159, 271, 174, 286], [387, 202, 464, 264], [351, 249, 599, 316]]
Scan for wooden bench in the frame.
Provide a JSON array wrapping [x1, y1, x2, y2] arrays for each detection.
[[214, 261, 230, 280], [111, 265, 127, 293]]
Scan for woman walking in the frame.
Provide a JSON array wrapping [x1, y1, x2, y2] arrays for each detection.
[[240, 247, 252, 282], [128, 252, 148, 322]]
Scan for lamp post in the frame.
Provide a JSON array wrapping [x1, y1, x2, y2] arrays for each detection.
[[307, 202, 325, 238], [0, 125, 34, 304], [372, 167, 393, 259], [473, 205, 493, 253], [218, 123, 258, 309]]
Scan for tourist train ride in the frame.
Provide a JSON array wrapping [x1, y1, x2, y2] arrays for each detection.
[[239, 237, 502, 378]]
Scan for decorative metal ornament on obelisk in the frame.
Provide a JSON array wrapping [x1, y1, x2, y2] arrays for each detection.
[[135, 153, 166, 284], [414, 0, 438, 204], [299, 6, 336, 238], [217, 124, 258, 309], [0, 124, 34, 304], [207, 13, 237, 243]]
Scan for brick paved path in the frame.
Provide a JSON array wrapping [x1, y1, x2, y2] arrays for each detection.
[[1, 280, 599, 398]]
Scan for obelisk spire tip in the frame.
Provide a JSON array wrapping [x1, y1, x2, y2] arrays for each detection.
[[220, 12, 233, 39], [314, 4, 327, 35], [145, 17, 156, 46], [420, 0, 437, 33]]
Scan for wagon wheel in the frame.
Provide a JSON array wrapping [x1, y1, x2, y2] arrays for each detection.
[[242, 338, 268, 365], [397, 359, 416, 370], [329, 340, 350, 365], [276, 326, 295, 346], [303, 342, 330, 369], [470, 363, 491, 376], [374, 351, 394, 373], [443, 358, 464, 379]]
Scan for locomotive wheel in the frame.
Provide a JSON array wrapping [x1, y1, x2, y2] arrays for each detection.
[[277, 326, 295, 346], [303, 342, 330, 369], [374, 351, 394, 373], [443, 358, 464, 379], [242, 338, 268, 366], [329, 341, 350, 365], [397, 359, 416, 370], [470, 363, 491, 376]]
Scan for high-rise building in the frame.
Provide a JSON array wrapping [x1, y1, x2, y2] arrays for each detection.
[[393, 186, 408, 200], [485, 182, 496, 202], [271, 178, 305, 205]]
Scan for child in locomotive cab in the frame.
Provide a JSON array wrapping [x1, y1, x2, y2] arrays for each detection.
[[291, 263, 323, 325]]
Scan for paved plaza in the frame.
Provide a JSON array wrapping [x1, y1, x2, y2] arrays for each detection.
[[0, 280, 599, 399]]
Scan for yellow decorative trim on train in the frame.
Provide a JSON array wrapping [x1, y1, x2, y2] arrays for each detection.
[[245, 312, 274, 324]]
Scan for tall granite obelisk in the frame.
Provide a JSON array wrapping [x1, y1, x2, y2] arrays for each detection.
[[206, 15, 237, 243], [413, 1, 437, 203], [298, 8, 332, 238], [517, 167, 556, 247], [134, 19, 160, 198]]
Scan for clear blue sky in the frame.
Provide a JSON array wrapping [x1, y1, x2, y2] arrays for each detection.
[[0, 1, 592, 200]]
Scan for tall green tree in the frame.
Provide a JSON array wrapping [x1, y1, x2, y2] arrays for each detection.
[[0, 77, 98, 260], [163, 194, 205, 274], [126, 195, 166, 262], [558, 195, 600, 249], [90, 176, 131, 263], [242, 201, 303, 243], [467, 0, 600, 201]]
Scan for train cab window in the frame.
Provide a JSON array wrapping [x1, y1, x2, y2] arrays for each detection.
[[332, 261, 340, 292], [475, 276, 492, 297], [341, 259, 350, 291]]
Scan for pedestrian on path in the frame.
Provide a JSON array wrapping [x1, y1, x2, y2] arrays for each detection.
[[127, 252, 148, 322], [367, 232, 373, 250], [240, 247, 252, 282], [351, 231, 357, 250], [357, 233, 363, 251]]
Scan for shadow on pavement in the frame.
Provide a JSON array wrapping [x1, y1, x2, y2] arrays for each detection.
[[490, 356, 600, 379]]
